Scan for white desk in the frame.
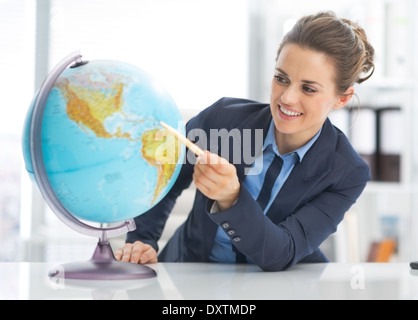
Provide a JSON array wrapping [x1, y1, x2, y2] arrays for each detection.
[[1, 262, 417, 300]]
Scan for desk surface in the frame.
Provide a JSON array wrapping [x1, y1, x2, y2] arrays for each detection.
[[1, 262, 417, 300]]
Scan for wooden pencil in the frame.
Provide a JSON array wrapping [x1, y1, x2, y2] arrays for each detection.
[[160, 121, 204, 157]]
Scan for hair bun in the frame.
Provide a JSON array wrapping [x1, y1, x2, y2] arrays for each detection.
[[342, 19, 375, 84]]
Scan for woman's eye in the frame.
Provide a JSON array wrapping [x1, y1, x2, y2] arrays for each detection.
[[303, 86, 316, 94], [274, 75, 288, 84]]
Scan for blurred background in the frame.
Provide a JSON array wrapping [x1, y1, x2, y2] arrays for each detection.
[[1, 0, 417, 264]]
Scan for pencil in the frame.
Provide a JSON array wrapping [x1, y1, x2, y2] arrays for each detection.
[[160, 121, 204, 157]]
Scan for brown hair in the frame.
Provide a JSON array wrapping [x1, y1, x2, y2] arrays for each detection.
[[277, 11, 375, 94]]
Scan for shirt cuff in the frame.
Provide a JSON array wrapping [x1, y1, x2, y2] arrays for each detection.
[[210, 199, 239, 214], [210, 201, 221, 214]]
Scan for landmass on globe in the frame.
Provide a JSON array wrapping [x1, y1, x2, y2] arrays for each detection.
[[56, 74, 181, 205], [141, 129, 180, 203]]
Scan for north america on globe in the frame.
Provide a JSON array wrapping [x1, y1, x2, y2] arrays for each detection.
[[56, 71, 180, 205]]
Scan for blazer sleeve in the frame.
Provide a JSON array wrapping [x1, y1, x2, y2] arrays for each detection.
[[207, 154, 370, 271]]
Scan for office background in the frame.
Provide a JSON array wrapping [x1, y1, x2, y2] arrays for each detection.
[[1, 0, 417, 264]]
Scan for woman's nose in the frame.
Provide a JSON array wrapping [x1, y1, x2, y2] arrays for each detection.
[[281, 85, 299, 105]]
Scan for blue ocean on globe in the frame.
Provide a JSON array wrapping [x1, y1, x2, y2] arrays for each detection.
[[23, 60, 186, 223]]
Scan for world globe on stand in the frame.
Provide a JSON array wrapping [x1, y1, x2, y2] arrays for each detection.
[[22, 51, 185, 281]]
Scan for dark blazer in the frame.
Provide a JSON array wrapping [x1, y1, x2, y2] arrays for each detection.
[[127, 98, 371, 271]]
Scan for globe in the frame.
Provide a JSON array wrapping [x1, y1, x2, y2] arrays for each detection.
[[21, 51, 186, 281], [23, 57, 185, 224]]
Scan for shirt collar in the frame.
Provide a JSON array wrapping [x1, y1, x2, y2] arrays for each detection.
[[263, 119, 322, 162]]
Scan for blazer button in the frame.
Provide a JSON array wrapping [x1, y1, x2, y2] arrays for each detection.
[[221, 222, 230, 229], [227, 230, 235, 236], [232, 237, 241, 243]]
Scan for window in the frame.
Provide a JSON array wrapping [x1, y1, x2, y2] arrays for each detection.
[[0, 0, 35, 261], [49, 0, 249, 111]]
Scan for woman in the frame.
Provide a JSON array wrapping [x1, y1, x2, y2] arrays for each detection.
[[115, 11, 375, 271]]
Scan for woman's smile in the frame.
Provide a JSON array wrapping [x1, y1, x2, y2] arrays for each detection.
[[278, 104, 304, 120]]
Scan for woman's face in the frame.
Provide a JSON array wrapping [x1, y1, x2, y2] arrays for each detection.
[[270, 44, 352, 150]]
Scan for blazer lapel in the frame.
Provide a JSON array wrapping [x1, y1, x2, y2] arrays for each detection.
[[266, 119, 338, 224]]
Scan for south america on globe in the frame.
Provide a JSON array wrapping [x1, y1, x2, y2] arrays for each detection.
[[23, 60, 186, 224]]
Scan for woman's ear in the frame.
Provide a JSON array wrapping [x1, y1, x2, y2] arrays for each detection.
[[335, 86, 355, 110]]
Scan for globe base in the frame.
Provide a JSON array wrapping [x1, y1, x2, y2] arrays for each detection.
[[48, 240, 157, 281]]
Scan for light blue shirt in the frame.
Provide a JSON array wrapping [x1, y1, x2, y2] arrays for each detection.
[[209, 120, 322, 263]]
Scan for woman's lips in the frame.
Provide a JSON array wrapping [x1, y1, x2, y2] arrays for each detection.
[[278, 104, 303, 119]]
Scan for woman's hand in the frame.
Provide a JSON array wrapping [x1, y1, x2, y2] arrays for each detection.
[[193, 151, 241, 211], [115, 241, 158, 264]]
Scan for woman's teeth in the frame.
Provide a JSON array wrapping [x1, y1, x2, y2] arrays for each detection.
[[280, 105, 302, 117]]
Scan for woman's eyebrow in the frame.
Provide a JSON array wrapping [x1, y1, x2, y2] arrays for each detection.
[[275, 68, 288, 76], [276, 67, 323, 88], [302, 79, 323, 88]]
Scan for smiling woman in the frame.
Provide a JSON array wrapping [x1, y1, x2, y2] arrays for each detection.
[[120, 11, 376, 271]]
